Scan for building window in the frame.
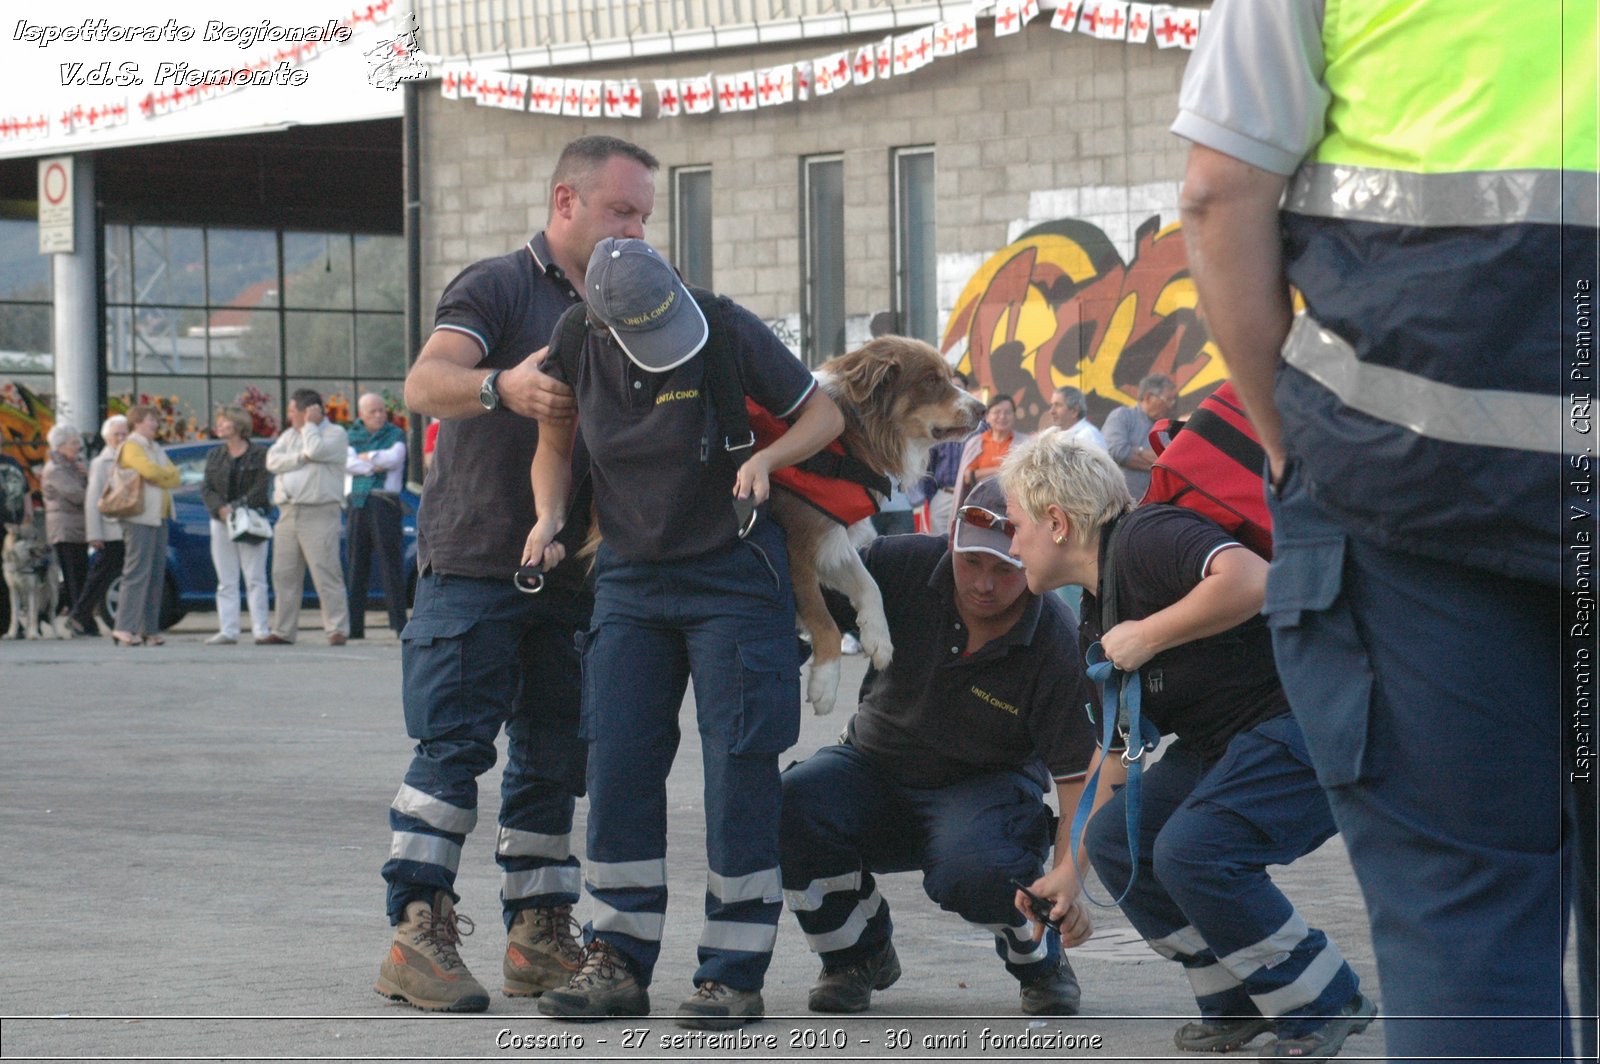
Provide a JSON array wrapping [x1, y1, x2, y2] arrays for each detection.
[[102, 224, 405, 437], [893, 147, 937, 344], [0, 212, 54, 397], [672, 166, 713, 290], [803, 154, 845, 367]]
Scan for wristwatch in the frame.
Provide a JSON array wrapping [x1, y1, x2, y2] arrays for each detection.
[[479, 369, 503, 411]]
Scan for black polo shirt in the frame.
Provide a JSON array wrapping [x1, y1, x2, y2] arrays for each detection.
[[421, 233, 593, 596], [1080, 505, 1288, 760], [842, 534, 1099, 790], [544, 295, 815, 562]]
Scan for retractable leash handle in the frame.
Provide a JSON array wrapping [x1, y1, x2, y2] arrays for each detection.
[[1068, 641, 1160, 910], [512, 562, 545, 594]]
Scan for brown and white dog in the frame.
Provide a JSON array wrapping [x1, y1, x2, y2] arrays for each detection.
[[773, 336, 983, 715], [3, 519, 66, 640]]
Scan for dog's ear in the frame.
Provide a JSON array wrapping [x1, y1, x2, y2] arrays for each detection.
[[835, 339, 902, 411]]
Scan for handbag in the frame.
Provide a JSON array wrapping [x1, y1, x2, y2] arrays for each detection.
[[97, 444, 145, 519], [227, 502, 273, 543]]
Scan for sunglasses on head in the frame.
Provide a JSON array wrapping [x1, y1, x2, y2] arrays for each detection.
[[958, 505, 1015, 538]]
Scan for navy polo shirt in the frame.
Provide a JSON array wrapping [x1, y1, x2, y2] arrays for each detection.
[[1080, 505, 1288, 759], [545, 295, 815, 562], [843, 534, 1099, 790], [421, 233, 593, 593]]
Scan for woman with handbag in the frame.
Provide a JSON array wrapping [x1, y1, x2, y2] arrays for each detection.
[[41, 423, 91, 633], [74, 415, 130, 636], [111, 404, 181, 647], [201, 406, 272, 646]]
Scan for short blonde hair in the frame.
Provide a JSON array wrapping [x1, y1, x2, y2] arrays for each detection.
[[1000, 427, 1134, 546]]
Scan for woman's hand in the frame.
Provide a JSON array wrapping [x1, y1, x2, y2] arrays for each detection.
[[218, 504, 233, 522]]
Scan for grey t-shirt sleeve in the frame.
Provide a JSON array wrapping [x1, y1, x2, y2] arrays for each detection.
[[1170, 0, 1331, 176]]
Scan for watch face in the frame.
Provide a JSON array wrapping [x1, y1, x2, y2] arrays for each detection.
[[481, 372, 499, 409]]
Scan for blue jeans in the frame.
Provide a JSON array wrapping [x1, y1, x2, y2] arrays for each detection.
[[1085, 715, 1360, 1038], [579, 517, 800, 991], [1265, 461, 1570, 1061], [384, 571, 588, 927], [779, 743, 1058, 980]]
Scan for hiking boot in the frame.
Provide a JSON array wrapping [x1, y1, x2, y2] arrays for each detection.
[[676, 980, 765, 1030], [1019, 954, 1081, 1016], [536, 939, 650, 1020], [808, 939, 901, 1013], [1175, 1016, 1273, 1052], [503, 904, 584, 997], [1260, 993, 1377, 1059], [374, 893, 490, 1012]]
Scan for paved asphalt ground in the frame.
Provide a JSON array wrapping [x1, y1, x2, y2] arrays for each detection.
[[0, 612, 1582, 1062]]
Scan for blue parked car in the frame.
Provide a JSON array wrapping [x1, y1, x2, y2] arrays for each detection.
[[104, 440, 420, 629]]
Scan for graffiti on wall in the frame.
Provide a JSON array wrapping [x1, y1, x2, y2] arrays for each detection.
[[941, 215, 1226, 428]]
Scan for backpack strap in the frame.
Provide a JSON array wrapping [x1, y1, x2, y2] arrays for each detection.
[[688, 288, 754, 464], [546, 301, 591, 386]]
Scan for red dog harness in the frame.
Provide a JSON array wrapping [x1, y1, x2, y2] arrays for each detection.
[[747, 400, 882, 526]]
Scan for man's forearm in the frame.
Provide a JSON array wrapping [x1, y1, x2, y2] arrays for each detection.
[[1179, 144, 1295, 472]]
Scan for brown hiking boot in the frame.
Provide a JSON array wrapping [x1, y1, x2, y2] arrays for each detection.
[[374, 893, 490, 1012], [503, 904, 584, 997], [536, 939, 650, 1020]]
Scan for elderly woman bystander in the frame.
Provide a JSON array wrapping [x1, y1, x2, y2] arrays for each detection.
[[42, 423, 90, 633], [111, 405, 181, 647], [74, 415, 130, 635]]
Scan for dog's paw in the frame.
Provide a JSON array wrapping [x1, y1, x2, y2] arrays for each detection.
[[807, 658, 841, 716], [857, 618, 894, 673]]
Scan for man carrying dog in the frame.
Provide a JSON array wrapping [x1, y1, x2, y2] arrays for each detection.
[[524, 237, 842, 1029], [778, 477, 1097, 1017], [374, 135, 658, 1013]]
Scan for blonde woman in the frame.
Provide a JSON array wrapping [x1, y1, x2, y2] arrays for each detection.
[[112, 405, 181, 647], [75, 415, 129, 635]]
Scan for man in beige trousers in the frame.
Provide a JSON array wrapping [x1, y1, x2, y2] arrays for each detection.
[[262, 388, 350, 645]]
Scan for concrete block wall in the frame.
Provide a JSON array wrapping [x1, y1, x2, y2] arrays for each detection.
[[418, 18, 1197, 378]]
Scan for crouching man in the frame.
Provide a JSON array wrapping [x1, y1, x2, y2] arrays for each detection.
[[778, 478, 1102, 1017], [1001, 432, 1374, 1058]]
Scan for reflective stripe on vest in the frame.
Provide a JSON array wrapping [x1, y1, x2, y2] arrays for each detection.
[[1281, 315, 1566, 455]]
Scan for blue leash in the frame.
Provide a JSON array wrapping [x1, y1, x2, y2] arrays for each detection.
[[1068, 641, 1160, 909]]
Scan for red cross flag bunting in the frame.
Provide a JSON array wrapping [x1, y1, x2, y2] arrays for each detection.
[[994, 0, 1023, 36], [891, 31, 916, 76], [1151, 4, 1182, 47], [794, 60, 813, 101], [1097, 1, 1128, 40], [955, 17, 978, 50], [682, 74, 715, 114], [1021, 0, 1041, 26], [440, 65, 463, 100], [852, 45, 875, 86], [603, 80, 625, 118], [715, 73, 741, 112], [1127, 2, 1153, 43], [655, 79, 682, 117], [1051, 0, 1080, 33], [734, 70, 758, 111], [561, 80, 583, 115], [538, 76, 566, 115], [812, 56, 834, 97], [876, 36, 894, 78], [933, 20, 959, 59], [460, 69, 480, 100], [911, 26, 935, 67], [757, 65, 795, 107], [580, 81, 603, 117], [1079, 1, 1103, 36], [1177, 7, 1203, 48], [505, 74, 529, 111]]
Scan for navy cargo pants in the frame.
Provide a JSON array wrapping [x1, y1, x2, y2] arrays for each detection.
[[383, 572, 588, 927], [779, 743, 1059, 980], [1265, 462, 1576, 1062], [1085, 714, 1363, 1039], [579, 517, 801, 992]]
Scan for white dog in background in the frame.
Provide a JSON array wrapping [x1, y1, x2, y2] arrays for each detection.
[[3, 520, 68, 640]]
